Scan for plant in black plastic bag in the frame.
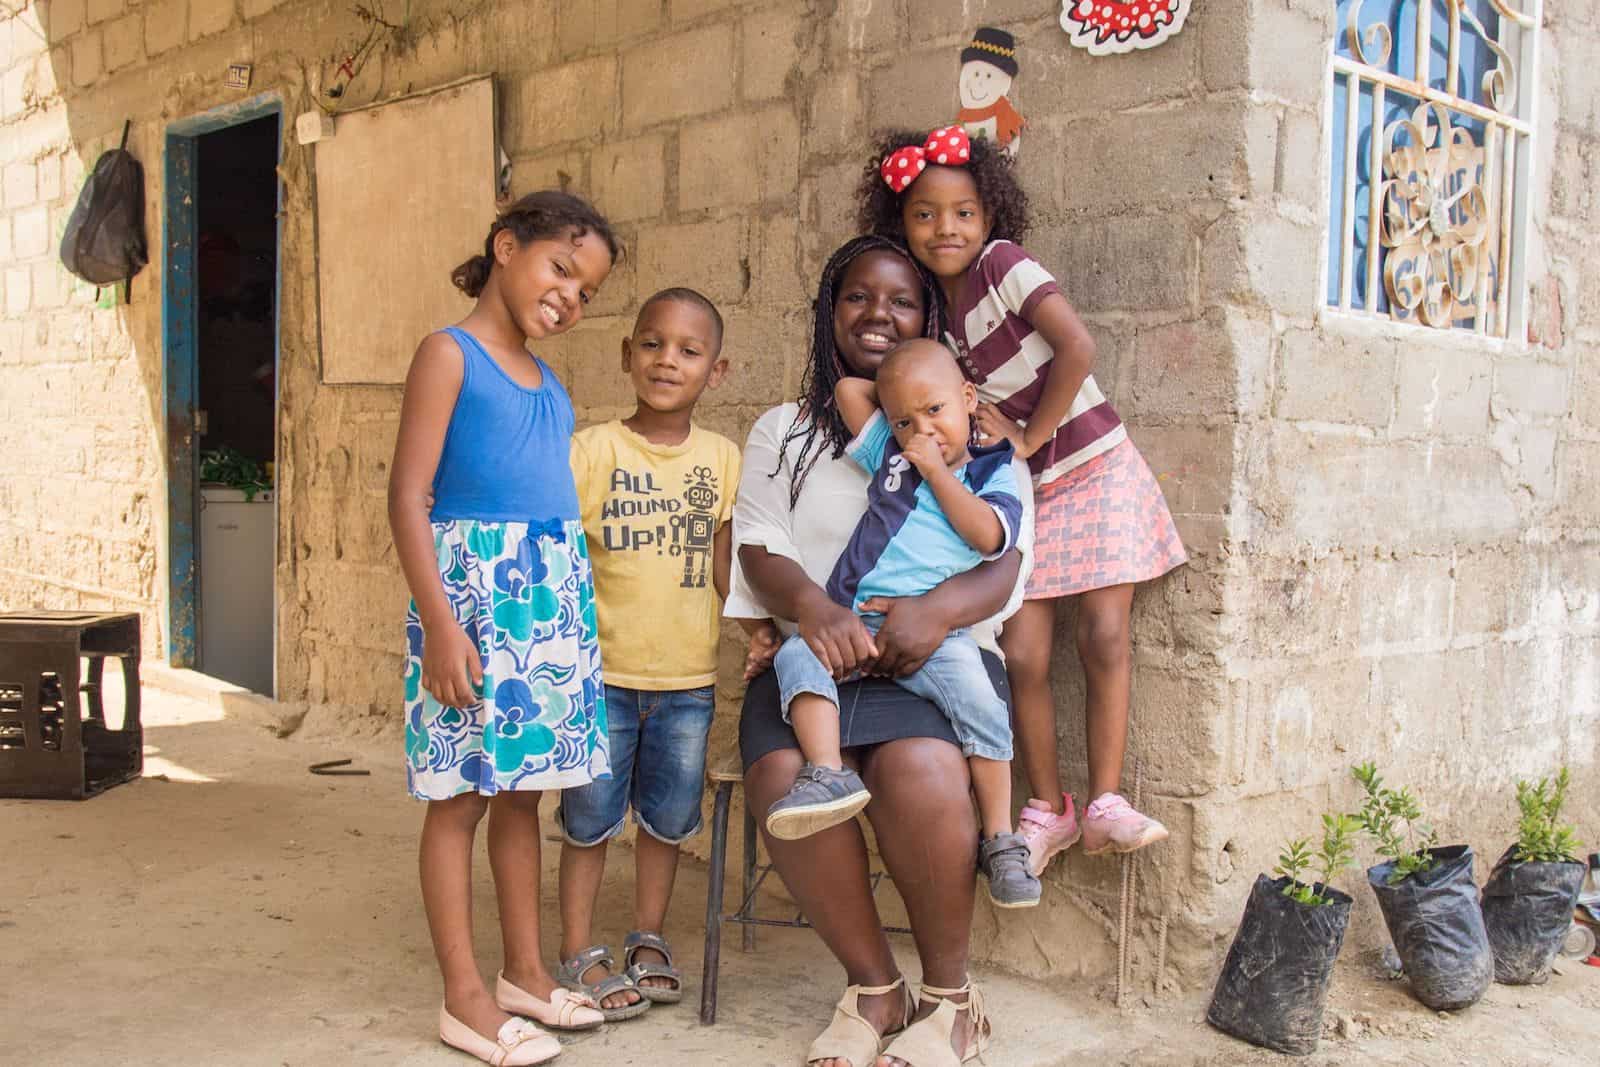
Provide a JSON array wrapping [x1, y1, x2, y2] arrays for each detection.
[[1207, 814, 1358, 1056], [1276, 814, 1362, 907], [1513, 768, 1580, 864], [1353, 762, 1493, 1011], [1353, 761, 1437, 884], [1483, 767, 1587, 984]]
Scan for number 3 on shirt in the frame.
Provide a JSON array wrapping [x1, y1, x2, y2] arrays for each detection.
[[883, 453, 911, 493]]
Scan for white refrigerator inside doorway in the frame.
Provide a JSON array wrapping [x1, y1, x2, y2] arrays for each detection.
[[198, 486, 274, 695]]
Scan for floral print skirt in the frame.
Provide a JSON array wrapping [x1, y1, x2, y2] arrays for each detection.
[[405, 518, 611, 800]]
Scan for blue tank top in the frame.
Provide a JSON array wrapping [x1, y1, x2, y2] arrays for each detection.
[[429, 326, 580, 525]]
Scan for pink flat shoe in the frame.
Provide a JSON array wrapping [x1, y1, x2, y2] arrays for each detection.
[[1080, 792, 1168, 855], [496, 972, 604, 1031], [438, 1005, 561, 1066], [1018, 793, 1082, 877]]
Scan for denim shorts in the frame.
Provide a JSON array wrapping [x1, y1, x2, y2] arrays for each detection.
[[773, 625, 1012, 761], [556, 684, 714, 846]]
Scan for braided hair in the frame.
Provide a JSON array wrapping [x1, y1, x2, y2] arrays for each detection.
[[451, 189, 621, 297], [774, 235, 944, 509]]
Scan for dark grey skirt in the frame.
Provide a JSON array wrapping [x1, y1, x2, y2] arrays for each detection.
[[738, 649, 1011, 769]]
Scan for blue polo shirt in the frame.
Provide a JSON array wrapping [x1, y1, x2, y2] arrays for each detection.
[[825, 412, 1023, 611]]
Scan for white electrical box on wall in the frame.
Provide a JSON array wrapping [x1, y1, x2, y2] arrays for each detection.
[[296, 110, 335, 145]]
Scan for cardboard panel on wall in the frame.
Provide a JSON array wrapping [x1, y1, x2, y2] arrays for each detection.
[[315, 76, 495, 384]]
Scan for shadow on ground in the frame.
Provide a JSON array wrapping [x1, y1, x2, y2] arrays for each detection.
[[3, 690, 1596, 1066]]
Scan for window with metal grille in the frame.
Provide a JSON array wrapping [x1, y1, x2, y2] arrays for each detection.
[[1326, 0, 1541, 337]]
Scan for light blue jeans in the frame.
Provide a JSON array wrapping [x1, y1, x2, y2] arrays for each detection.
[[773, 622, 1012, 761], [556, 684, 714, 845]]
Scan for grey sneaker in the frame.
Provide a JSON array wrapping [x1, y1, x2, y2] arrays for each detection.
[[979, 832, 1042, 909], [764, 763, 872, 841]]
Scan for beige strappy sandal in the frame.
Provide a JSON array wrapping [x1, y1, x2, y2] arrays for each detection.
[[805, 976, 913, 1067], [875, 981, 991, 1066]]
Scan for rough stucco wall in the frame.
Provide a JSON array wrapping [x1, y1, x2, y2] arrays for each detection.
[[2, 0, 1594, 991], [0, 1, 177, 656], [1204, 0, 1600, 962]]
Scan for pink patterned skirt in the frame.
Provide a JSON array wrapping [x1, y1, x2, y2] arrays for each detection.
[[1025, 437, 1187, 600]]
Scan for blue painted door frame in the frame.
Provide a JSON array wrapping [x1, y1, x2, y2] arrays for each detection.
[[162, 93, 283, 672]]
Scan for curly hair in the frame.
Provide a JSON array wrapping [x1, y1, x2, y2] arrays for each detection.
[[451, 189, 622, 298], [855, 128, 1031, 247], [774, 235, 944, 509]]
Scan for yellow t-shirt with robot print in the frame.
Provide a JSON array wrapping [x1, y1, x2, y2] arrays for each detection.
[[571, 420, 740, 690]]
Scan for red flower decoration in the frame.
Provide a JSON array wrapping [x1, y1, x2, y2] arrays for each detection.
[[1061, 0, 1190, 55]]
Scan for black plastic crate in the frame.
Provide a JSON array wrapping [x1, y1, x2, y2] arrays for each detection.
[[0, 612, 142, 800]]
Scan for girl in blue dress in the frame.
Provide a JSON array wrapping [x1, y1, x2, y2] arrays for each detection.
[[388, 190, 619, 1066]]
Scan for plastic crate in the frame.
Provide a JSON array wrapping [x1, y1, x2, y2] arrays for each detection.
[[0, 612, 142, 800]]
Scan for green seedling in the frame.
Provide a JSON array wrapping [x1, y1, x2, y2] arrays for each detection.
[[1352, 762, 1438, 885], [1513, 767, 1581, 864], [1275, 813, 1363, 906]]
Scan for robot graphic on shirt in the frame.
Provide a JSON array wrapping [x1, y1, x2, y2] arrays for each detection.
[[671, 465, 719, 588]]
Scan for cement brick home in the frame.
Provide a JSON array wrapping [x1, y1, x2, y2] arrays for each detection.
[[1, 0, 1595, 987]]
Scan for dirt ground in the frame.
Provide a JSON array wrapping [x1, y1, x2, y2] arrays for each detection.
[[4, 679, 1599, 1066]]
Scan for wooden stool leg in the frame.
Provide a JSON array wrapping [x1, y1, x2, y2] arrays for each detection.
[[699, 781, 732, 1025], [741, 802, 757, 952]]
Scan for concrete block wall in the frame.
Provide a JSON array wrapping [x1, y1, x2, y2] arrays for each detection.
[[2, 0, 1595, 990], [1200, 0, 1600, 960], [508, 0, 1256, 984], [0, 1, 163, 647]]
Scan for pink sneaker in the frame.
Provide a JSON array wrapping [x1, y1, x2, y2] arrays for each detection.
[[1017, 794, 1081, 877], [1081, 792, 1168, 855]]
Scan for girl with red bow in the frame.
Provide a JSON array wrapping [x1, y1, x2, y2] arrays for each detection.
[[858, 126, 1189, 884]]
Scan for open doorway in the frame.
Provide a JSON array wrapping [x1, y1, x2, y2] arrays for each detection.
[[163, 102, 281, 695]]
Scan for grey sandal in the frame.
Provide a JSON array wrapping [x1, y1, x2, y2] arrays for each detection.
[[555, 945, 650, 1022], [623, 930, 683, 1004]]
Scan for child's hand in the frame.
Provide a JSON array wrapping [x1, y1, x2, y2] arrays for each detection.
[[974, 403, 1027, 455], [420, 620, 484, 708], [902, 432, 947, 476], [743, 620, 782, 681]]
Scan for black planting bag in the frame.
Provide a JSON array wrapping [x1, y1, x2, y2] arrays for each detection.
[[59, 120, 148, 291], [1207, 874, 1353, 1056], [1481, 845, 1587, 985], [1368, 844, 1494, 1011]]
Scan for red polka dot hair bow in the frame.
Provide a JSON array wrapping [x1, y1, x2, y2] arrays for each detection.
[[879, 126, 972, 193]]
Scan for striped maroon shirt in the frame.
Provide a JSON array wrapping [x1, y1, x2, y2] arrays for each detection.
[[943, 240, 1125, 485]]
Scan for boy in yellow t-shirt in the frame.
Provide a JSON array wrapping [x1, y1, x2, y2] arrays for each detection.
[[555, 288, 770, 1018]]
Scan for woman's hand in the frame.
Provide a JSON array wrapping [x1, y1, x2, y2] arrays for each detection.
[[420, 620, 484, 708], [857, 595, 951, 677], [742, 620, 783, 681], [974, 402, 1027, 456], [797, 592, 879, 679]]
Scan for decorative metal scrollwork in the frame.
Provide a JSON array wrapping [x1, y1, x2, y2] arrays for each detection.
[[1378, 101, 1492, 326], [1346, 0, 1394, 68], [1344, 0, 1529, 114]]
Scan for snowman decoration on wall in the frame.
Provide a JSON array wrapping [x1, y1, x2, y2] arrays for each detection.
[[1061, 0, 1191, 55], [956, 27, 1025, 158]]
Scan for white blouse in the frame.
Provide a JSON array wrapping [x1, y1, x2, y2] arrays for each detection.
[[724, 403, 1033, 654]]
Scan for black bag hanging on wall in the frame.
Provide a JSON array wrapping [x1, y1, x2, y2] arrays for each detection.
[[59, 120, 148, 298]]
